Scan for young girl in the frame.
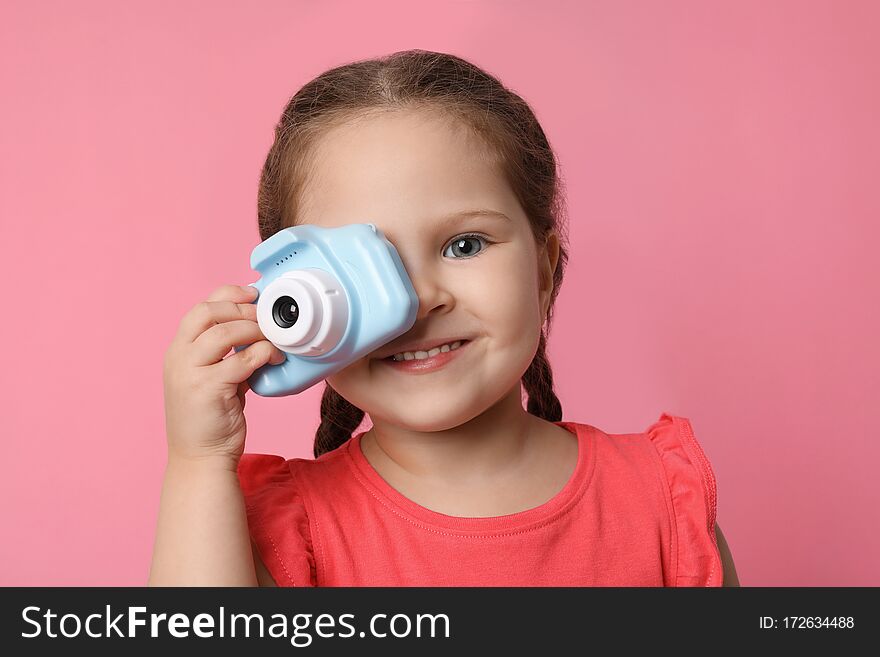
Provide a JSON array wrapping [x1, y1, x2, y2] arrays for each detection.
[[149, 50, 739, 587]]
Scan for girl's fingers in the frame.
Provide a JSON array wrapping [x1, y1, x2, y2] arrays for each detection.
[[206, 284, 258, 303], [189, 318, 269, 367], [211, 339, 283, 385], [174, 292, 258, 346]]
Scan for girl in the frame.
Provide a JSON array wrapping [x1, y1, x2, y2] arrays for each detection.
[[149, 50, 739, 587]]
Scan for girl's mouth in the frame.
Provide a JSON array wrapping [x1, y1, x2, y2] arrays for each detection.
[[378, 339, 472, 374]]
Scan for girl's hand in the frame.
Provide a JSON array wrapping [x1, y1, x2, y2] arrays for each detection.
[[162, 284, 287, 466]]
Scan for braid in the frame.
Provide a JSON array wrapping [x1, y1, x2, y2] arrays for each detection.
[[520, 330, 563, 422], [314, 383, 365, 458]]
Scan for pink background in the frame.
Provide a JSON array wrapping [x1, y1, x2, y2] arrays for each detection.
[[2, 0, 878, 586]]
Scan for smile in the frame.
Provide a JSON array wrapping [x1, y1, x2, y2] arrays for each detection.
[[378, 339, 472, 374]]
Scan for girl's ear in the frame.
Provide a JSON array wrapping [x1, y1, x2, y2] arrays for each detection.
[[538, 231, 561, 321]]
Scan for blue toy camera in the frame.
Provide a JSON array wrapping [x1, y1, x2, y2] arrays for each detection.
[[235, 223, 418, 396]]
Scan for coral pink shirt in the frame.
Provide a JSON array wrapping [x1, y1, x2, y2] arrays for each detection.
[[237, 412, 722, 586]]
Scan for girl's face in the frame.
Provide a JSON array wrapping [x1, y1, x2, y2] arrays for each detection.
[[296, 109, 558, 432]]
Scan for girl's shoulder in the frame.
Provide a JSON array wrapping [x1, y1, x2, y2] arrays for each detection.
[[238, 442, 352, 495], [642, 412, 717, 512], [237, 441, 359, 528], [591, 412, 717, 511], [641, 412, 722, 587], [577, 412, 722, 586], [585, 412, 716, 486], [237, 452, 330, 588]]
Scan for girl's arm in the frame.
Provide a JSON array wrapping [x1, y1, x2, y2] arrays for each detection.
[[253, 540, 279, 586], [148, 456, 258, 586], [715, 522, 741, 587]]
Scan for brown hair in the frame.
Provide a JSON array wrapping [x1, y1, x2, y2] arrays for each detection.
[[256, 50, 569, 458]]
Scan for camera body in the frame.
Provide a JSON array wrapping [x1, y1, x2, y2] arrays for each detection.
[[235, 223, 418, 396]]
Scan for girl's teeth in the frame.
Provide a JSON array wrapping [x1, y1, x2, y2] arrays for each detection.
[[391, 340, 463, 361]]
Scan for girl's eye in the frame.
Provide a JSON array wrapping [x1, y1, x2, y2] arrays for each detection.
[[443, 233, 491, 259]]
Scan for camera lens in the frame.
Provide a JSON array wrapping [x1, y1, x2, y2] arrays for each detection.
[[272, 295, 299, 329]]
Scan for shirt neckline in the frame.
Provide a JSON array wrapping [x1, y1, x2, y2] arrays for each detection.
[[345, 421, 595, 534]]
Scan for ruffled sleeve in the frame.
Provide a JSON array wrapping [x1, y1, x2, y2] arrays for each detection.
[[237, 454, 316, 587], [646, 413, 723, 587]]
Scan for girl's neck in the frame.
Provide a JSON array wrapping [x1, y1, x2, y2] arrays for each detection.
[[358, 384, 578, 518], [362, 383, 538, 487]]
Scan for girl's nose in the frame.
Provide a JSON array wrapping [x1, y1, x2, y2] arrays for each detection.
[[408, 272, 455, 322]]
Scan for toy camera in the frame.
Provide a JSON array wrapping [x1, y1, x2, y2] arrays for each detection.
[[234, 223, 418, 396]]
